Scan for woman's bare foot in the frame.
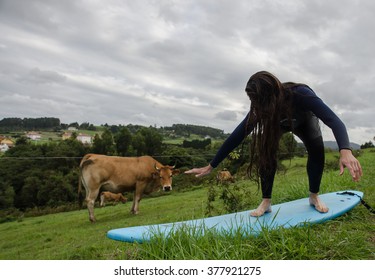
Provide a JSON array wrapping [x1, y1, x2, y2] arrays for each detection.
[[250, 199, 272, 217], [309, 193, 329, 213]]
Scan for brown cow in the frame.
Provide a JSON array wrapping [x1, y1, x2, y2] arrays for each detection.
[[100, 191, 127, 207], [78, 154, 180, 222], [216, 169, 235, 184]]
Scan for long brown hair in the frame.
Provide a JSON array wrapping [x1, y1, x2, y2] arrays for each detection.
[[245, 71, 293, 183]]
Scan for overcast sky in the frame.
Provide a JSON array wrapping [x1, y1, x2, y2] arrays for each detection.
[[0, 0, 374, 144]]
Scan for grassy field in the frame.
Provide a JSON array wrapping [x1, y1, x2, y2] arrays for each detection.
[[162, 133, 225, 146], [1, 129, 101, 145], [0, 150, 374, 260]]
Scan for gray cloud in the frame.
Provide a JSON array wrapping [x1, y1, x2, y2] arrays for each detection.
[[23, 68, 67, 84], [215, 111, 238, 122], [0, 0, 374, 144]]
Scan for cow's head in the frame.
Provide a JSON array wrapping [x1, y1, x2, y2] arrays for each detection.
[[119, 194, 128, 203], [153, 164, 180, 192]]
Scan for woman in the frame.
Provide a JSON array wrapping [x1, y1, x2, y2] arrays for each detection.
[[185, 71, 363, 217]]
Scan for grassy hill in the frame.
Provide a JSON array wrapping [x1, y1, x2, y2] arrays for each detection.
[[0, 150, 374, 260]]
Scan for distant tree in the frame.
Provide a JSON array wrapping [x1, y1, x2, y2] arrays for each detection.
[[132, 132, 146, 156], [0, 117, 60, 130], [166, 124, 225, 138], [37, 172, 75, 207], [109, 125, 119, 134], [70, 132, 78, 140], [140, 127, 163, 155], [23, 117, 60, 130], [68, 122, 79, 129], [114, 127, 132, 156], [0, 117, 23, 130], [19, 176, 41, 208], [126, 124, 146, 134], [129, 126, 163, 156], [0, 181, 15, 209], [360, 141, 374, 149], [278, 132, 298, 160], [92, 129, 115, 155], [60, 123, 68, 129], [160, 145, 194, 168], [88, 124, 97, 131], [15, 136, 29, 146], [183, 138, 211, 149], [45, 139, 88, 172], [79, 122, 90, 130], [101, 129, 115, 155], [92, 134, 103, 154]]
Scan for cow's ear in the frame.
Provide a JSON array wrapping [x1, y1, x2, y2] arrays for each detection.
[[172, 169, 180, 175], [151, 172, 159, 179]]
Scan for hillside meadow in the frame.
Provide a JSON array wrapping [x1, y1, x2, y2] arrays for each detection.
[[0, 149, 374, 260]]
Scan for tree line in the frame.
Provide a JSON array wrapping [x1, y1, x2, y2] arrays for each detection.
[[0, 117, 98, 132], [164, 124, 226, 138], [0, 117, 61, 131]]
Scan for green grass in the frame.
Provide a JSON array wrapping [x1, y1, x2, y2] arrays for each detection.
[[0, 150, 374, 260], [163, 134, 224, 146]]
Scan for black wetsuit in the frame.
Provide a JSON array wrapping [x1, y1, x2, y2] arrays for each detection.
[[210, 85, 351, 198]]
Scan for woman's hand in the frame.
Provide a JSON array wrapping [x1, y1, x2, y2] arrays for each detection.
[[339, 149, 363, 182], [184, 164, 213, 177]]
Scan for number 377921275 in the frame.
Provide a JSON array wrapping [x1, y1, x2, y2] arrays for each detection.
[[207, 266, 261, 276]]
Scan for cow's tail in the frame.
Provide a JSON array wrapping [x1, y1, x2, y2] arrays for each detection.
[[78, 155, 94, 209], [78, 170, 84, 209]]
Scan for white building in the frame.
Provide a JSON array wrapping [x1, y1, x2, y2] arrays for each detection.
[[77, 133, 92, 144], [26, 131, 42, 141], [0, 143, 9, 152]]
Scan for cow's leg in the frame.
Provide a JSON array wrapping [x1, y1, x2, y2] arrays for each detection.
[[81, 170, 101, 222], [131, 184, 144, 214], [131, 198, 136, 214], [86, 187, 100, 222], [131, 192, 142, 214], [100, 194, 105, 207]]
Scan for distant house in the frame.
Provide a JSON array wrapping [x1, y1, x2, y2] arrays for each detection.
[[62, 132, 72, 140], [26, 131, 42, 141], [77, 133, 92, 144], [0, 143, 9, 152], [62, 132, 92, 144], [1, 138, 15, 148], [68, 127, 78, 131]]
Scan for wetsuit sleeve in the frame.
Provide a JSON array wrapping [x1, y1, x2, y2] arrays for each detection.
[[296, 86, 351, 150], [210, 113, 252, 168]]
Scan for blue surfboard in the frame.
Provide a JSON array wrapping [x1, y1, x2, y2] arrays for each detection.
[[107, 190, 363, 243]]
